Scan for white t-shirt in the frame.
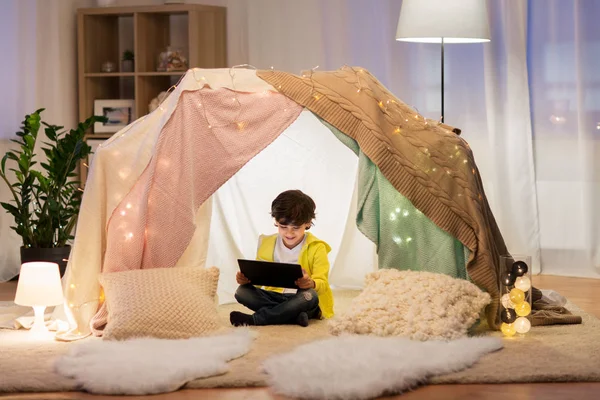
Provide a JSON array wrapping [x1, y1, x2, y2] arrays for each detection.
[[273, 234, 306, 294]]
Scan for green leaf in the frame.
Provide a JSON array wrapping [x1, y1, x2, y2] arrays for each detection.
[[17, 156, 28, 174], [4, 151, 18, 161], [45, 126, 57, 141], [30, 170, 49, 191], [1, 155, 7, 175], [48, 196, 59, 213], [1, 202, 20, 216], [25, 111, 42, 135], [23, 135, 35, 150], [41, 148, 52, 159], [9, 139, 25, 146]]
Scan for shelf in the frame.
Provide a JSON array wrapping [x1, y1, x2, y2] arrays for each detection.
[[84, 72, 184, 77], [85, 73, 136, 77], [80, 13, 134, 74], [78, 4, 225, 15], [137, 72, 187, 76]]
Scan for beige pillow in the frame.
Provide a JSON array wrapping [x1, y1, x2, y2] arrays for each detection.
[[329, 269, 491, 341], [99, 266, 224, 340]]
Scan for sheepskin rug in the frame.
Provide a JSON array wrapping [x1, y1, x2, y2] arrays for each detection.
[[329, 270, 491, 340], [263, 335, 503, 400], [54, 328, 254, 395]]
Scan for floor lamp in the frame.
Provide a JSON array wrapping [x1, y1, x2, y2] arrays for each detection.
[[395, 0, 490, 123]]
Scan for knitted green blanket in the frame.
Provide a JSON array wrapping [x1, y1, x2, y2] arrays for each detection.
[[321, 117, 469, 279]]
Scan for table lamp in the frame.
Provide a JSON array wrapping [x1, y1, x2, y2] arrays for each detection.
[[395, 0, 490, 122], [14, 262, 64, 334]]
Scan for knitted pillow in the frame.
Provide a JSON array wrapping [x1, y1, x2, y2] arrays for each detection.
[[99, 266, 224, 340], [329, 270, 491, 341]]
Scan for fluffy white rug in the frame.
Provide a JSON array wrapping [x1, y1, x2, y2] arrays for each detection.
[[263, 335, 503, 400], [54, 328, 254, 395]]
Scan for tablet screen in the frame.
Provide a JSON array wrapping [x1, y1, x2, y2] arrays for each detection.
[[238, 259, 303, 289]]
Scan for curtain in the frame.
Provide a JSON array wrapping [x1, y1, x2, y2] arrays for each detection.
[[450, 0, 542, 272], [528, 0, 600, 277], [0, 0, 86, 281], [0, 1, 35, 281]]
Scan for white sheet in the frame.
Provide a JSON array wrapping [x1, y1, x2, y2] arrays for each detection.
[[206, 110, 377, 303]]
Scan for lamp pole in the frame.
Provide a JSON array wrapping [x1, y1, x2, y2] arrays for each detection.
[[396, 0, 491, 123], [441, 37, 445, 123]]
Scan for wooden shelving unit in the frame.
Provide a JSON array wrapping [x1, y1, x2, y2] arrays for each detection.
[[77, 3, 227, 126], [76, 4, 226, 183]]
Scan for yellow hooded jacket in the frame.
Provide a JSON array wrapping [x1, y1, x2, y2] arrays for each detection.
[[256, 232, 334, 318]]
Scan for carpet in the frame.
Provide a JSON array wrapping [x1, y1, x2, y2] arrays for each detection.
[[1, 290, 599, 394]]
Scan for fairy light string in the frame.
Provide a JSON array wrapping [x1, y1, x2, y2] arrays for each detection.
[[500, 259, 532, 337], [191, 64, 267, 131], [71, 65, 490, 333], [303, 65, 477, 189]]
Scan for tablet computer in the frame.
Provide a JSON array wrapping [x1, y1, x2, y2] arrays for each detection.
[[237, 259, 303, 289]]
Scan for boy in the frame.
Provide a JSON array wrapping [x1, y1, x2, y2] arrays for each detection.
[[230, 190, 334, 327]]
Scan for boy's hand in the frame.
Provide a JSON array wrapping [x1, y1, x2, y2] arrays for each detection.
[[236, 271, 251, 285], [295, 269, 315, 289]]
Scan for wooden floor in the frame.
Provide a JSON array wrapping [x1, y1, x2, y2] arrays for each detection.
[[1, 274, 600, 400]]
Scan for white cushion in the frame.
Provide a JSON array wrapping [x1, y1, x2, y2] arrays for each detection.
[[329, 269, 491, 340]]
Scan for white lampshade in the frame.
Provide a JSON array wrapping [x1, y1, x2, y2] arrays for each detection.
[[15, 262, 64, 307], [396, 0, 490, 43]]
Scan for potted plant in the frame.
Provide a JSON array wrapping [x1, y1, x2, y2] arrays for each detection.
[[122, 49, 134, 73], [0, 109, 105, 276]]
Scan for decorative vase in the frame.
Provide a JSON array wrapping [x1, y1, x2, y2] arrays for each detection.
[[20, 246, 72, 277], [101, 61, 116, 72], [121, 59, 134, 72], [157, 46, 188, 72]]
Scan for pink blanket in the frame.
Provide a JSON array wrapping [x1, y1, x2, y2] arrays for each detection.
[[91, 87, 302, 334]]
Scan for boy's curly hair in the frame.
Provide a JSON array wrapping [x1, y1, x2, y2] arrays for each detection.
[[270, 190, 316, 228]]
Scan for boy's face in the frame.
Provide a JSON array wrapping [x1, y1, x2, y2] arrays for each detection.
[[276, 221, 310, 249]]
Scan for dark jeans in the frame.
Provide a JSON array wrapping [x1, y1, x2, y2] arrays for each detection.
[[234, 284, 321, 326]]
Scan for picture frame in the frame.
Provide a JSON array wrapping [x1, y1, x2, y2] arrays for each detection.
[[93, 99, 135, 133]]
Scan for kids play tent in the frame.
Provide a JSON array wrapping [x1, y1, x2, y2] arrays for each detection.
[[59, 67, 510, 339]]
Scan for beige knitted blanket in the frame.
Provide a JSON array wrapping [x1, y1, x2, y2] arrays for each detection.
[[258, 67, 508, 329]]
